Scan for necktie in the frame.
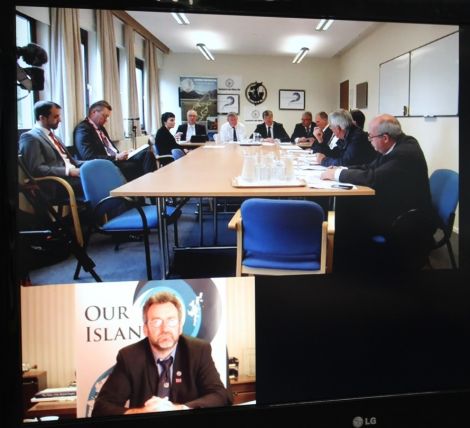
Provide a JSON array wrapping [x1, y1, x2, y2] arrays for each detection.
[[157, 357, 173, 398], [49, 131, 66, 155], [267, 127, 272, 138], [99, 130, 117, 157], [233, 127, 238, 141]]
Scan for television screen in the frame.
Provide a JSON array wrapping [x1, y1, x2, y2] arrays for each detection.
[[4, 0, 470, 427]]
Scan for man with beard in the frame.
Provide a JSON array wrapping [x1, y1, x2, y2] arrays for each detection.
[[92, 291, 232, 416]]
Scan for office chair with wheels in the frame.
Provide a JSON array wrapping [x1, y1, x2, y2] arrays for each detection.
[[429, 169, 459, 269], [228, 198, 334, 276], [75, 159, 181, 280]]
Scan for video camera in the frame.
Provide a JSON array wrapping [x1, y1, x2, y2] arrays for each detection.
[[17, 43, 48, 92]]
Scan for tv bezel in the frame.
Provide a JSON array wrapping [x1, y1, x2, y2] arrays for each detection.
[[5, 1, 470, 427]]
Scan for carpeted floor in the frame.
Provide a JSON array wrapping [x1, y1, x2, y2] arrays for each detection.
[[23, 199, 459, 285]]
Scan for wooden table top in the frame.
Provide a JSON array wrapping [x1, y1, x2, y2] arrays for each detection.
[[111, 144, 375, 198]]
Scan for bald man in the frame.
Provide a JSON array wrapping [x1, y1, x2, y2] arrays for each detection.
[[321, 114, 436, 269]]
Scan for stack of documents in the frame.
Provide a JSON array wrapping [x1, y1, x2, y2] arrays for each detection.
[[31, 386, 77, 402]]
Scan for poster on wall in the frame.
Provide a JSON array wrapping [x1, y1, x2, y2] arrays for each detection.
[[218, 75, 242, 92], [179, 76, 217, 121], [243, 106, 264, 123], [75, 279, 228, 417], [218, 94, 240, 114]]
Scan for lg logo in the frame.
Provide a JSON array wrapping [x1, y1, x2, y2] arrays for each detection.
[[352, 416, 377, 427]]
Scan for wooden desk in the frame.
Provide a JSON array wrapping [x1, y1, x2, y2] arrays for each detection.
[[23, 377, 253, 419], [230, 375, 256, 405], [177, 141, 206, 149], [25, 400, 77, 420], [22, 370, 47, 416], [111, 144, 374, 277]]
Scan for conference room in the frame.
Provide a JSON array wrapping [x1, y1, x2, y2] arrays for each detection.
[[16, 5, 459, 285], [12, 1, 465, 426]]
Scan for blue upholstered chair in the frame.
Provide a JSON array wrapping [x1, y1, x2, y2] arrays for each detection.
[[75, 159, 180, 280], [228, 198, 334, 275], [429, 169, 459, 269], [171, 148, 185, 160]]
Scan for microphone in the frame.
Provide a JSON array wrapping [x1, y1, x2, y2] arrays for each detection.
[[125, 117, 140, 120]]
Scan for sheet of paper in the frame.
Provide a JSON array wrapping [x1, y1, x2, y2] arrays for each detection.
[[127, 143, 150, 159]]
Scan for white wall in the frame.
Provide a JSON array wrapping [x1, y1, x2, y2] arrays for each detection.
[[337, 22, 459, 230], [159, 53, 339, 136]]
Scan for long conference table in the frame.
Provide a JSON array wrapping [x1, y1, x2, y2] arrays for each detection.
[[111, 144, 375, 279]]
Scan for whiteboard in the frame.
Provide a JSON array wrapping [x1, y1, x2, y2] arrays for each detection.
[[379, 53, 410, 116], [409, 32, 459, 116]]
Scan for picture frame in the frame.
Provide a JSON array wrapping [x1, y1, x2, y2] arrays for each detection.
[[279, 89, 305, 110], [217, 94, 240, 114]]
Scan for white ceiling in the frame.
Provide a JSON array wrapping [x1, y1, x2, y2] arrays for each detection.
[[126, 11, 379, 59]]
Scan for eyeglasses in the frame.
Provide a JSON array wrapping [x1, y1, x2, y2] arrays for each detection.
[[368, 133, 385, 141], [147, 317, 179, 329]]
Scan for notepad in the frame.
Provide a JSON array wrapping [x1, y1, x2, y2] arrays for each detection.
[[127, 143, 150, 159]]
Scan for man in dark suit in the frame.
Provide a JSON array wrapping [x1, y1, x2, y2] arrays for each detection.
[[74, 100, 156, 182], [312, 111, 334, 153], [175, 109, 207, 142], [290, 111, 315, 145], [316, 109, 375, 167], [252, 110, 290, 142], [92, 291, 232, 416], [321, 114, 435, 271], [19, 100, 84, 198]]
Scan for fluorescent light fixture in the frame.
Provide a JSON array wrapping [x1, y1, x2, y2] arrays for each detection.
[[316, 19, 334, 31], [197, 43, 215, 61], [292, 47, 309, 64], [171, 12, 190, 25]]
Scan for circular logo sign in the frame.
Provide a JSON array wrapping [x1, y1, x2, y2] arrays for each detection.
[[225, 78, 234, 88], [245, 81, 267, 105]]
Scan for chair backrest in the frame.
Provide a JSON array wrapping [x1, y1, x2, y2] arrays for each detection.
[[241, 198, 324, 257], [429, 169, 459, 230], [80, 159, 126, 211], [171, 148, 185, 160]]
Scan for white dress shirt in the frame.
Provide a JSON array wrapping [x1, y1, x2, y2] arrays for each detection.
[[219, 122, 246, 142], [186, 124, 196, 141]]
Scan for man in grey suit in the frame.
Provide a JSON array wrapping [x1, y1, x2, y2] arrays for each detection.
[[19, 100, 84, 198]]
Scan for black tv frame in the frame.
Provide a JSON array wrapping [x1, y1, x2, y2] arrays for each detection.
[[4, 1, 470, 427]]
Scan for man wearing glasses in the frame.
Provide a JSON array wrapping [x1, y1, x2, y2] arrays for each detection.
[[315, 109, 375, 167], [92, 291, 232, 416], [321, 114, 435, 268], [74, 100, 156, 181]]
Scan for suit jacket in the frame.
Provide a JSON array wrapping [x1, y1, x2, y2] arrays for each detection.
[[339, 134, 435, 235], [290, 123, 314, 143], [155, 126, 181, 156], [252, 122, 290, 142], [312, 126, 333, 154], [74, 119, 119, 161], [176, 123, 207, 141], [19, 127, 81, 178], [92, 336, 232, 416], [320, 125, 375, 167], [74, 119, 156, 181]]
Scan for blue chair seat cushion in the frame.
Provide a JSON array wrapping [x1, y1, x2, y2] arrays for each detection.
[[243, 251, 322, 271], [101, 205, 178, 231]]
